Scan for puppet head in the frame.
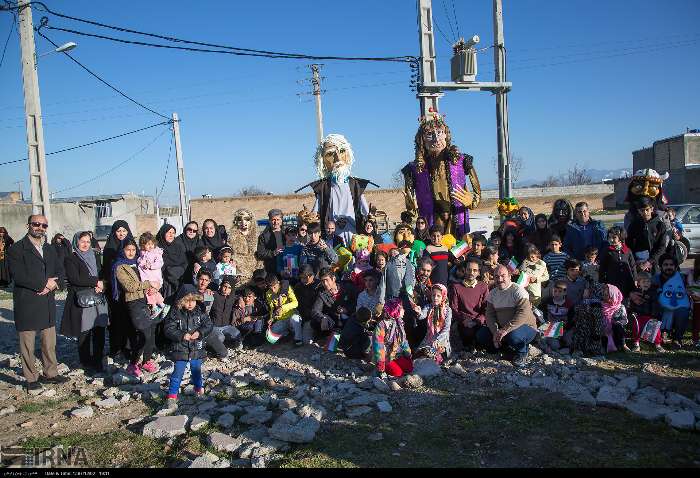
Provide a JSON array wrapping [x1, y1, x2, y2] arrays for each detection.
[[353, 248, 372, 273], [231, 208, 258, 237], [413, 109, 468, 174], [394, 223, 415, 246], [549, 198, 574, 225], [497, 197, 519, 217], [626, 168, 669, 207], [297, 204, 319, 226], [315, 134, 354, 183], [658, 272, 690, 311]]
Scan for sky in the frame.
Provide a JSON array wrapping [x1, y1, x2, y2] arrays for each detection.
[[0, 0, 698, 205]]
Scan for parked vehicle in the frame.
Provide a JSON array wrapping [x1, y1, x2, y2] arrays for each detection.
[[667, 204, 699, 255]]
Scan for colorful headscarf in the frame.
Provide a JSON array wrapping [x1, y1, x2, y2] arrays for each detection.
[[601, 283, 624, 352], [426, 283, 449, 336], [382, 298, 406, 349]]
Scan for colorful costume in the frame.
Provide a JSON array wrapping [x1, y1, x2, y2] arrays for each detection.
[[402, 111, 481, 237]]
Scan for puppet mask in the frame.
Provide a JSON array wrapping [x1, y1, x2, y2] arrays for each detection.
[[394, 224, 415, 246], [315, 134, 354, 183], [553, 199, 572, 224], [351, 234, 375, 253], [422, 125, 447, 157], [658, 272, 690, 310]]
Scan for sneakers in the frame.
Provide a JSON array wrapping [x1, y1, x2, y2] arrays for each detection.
[[631, 342, 641, 352], [670, 340, 683, 350], [294, 339, 304, 347], [166, 395, 178, 409], [26, 381, 43, 393], [654, 344, 666, 353], [126, 363, 143, 378], [621, 344, 631, 353], [194, 387, 205, 397], [140, 360, 159, 374]]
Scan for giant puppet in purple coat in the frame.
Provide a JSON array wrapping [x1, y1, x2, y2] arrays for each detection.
[[401, 110, 482, 237]]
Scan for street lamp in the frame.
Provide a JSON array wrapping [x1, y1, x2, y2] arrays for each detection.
[[37, 41, 77, 59]]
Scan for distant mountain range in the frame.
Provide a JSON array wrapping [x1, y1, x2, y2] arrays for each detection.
[[482, 168, 632, 190]]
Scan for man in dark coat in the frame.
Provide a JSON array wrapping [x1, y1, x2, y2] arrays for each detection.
[[7, 215, 69, 391], [255, 209, 284, 274], [311, 268, 357, 336]]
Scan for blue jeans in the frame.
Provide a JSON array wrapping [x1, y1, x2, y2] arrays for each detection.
[[661, 308, 690, 341], [476, 324, 537, 356], [167, 359, 202, 396]]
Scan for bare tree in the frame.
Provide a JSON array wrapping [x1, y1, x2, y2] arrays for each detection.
[[390, 169, 404, 189], [538, 175, 561, 187], [234, 185, 269, 197], [491, 153, 524, 185], [564, 164, 592, 186]]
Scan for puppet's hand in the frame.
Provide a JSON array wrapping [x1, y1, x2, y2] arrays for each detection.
[[451, 185, 474, 208]]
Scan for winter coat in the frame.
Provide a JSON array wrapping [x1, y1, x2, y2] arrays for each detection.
[[293, 279, 320, 321], [626, 214, 669, 272], [300, 241, 338, 275], [599, 245, 637, 297], [265, 281, 300, 322], [520, 258, 549, 304], [137, 247, 164, 284], [163, 305, 213, 361], [115, 264, 154, 303], [6, 236, 65, 332], [60, 250, 103, 338], [210, 291, 236, 327], [384, 254, 416, 301], [256, 226, 282, 274], [563, 219, 607, 261], [312, 283, 358, 327]]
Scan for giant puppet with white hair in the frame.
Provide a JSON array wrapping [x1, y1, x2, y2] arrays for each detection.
[[295, 133, 378, 238]]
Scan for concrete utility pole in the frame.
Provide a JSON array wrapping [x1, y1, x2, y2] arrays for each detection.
[[311, 64, 324, 144], [416, 0, 513, 200], [18, 1, 52, 232], [172, 113, 189, 228], [416, 0, 443, 118], [493, 0, 511, 199]]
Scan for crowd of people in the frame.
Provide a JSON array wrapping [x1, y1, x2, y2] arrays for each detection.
[[2, 196, 699, 406]]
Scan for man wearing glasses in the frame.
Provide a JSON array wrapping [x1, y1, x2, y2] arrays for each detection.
[[7, 215, 69, 393]]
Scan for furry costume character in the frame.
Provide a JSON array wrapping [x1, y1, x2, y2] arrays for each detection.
[[401, 111, 482, 237], [549, 198, 574, 240], [299, 134, 374, 235], [229, 208, 260, 283], [624, 168, 670, 229]]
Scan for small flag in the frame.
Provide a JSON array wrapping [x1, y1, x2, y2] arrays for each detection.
[[266, 326, 282, 344], [326, 332, 341, 352], [541, 321, 564, 338], [450, 240, 471, 259], [515, 271, 529, 287], [506, 257, 519, 273]]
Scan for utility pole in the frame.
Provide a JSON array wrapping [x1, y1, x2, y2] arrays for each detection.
[[17, 1, 52, 232], [14, 180, 24, 200], [416, 0, 512, 200], [416, 0, 443, 118], [493, 0, 511, 199], [172, 113, 188, 229], [311, 64, 324, 144]]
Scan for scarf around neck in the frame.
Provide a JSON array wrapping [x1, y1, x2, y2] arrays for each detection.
[[111, 249, 138, 301], [71, 232, 98, 277]]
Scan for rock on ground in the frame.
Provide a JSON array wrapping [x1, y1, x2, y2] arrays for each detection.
[[376, 401, 393, 413], [189, 415, 210, 432], [412, 359, 441, 378], [269, 411, 320, 443], [595, 385, 630, 409], [142, 415, 188, 439], [216, 413, 236, 428], [664, 410, 696, 430], [208, 432, 244, 453], [625, 400, 671, 421], [70, 406, 94, 419]]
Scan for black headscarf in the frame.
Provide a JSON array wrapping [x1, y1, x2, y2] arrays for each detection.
[[157, 224, 187, 269], [102, 220, 133, 282], [176, 221, 201, 259], [518, 207, 536, 235], [201, 219, 225, 255], [414, 216, 431, 244]]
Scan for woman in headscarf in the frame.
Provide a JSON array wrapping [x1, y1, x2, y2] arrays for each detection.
[[157, 224, 188, 304], [51, 233, 72, 266], [600, 283, 630, 353], [415, 283, 452, 363], [60, 232, 109, 374], [101, 220, 133, 358], [0, 227, 14, 287], [229, 209, 260, 284], [362, 218, 383, 246], [528, 213, 553, 257], [517, 206, 536, 235], [176, 221, 201, 285], [414, 216, 430, 244], [201, 219, 225, 258]]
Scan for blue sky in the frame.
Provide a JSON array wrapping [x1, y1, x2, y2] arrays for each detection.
[[0, 0, 698, 204]]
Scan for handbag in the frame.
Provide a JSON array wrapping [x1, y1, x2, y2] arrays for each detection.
[[75, 289, 106, 308]]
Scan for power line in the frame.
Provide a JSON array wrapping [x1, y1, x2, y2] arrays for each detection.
[[52, 125, 169, 195], [156, 130, 173, 201], [0, 120, 171, 166], [15, 2, 414, 63], [0, 8, 15, 69], [440, 0, 457, 42], [36, 29, 171, 120], [450, 0, 460, 40]]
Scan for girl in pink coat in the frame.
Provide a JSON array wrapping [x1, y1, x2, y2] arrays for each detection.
[[137, 232, 169, 318]]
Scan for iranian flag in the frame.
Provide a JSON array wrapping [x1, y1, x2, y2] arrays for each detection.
[[515, 271, 529, 287], [506, 257, 519, 273], [266, 326, 282, 344], [450, 241, 471, 259], [541, 321, 564, 338]]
